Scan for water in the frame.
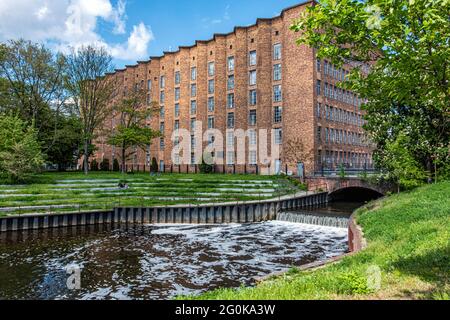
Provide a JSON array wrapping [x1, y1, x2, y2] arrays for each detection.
[[0, 222, 348, 300]]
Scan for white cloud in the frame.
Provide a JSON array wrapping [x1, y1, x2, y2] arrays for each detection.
[[202, 4, 231, 28], [0, 0, 152, 61]]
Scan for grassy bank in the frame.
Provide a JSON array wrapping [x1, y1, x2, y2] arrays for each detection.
[[0, 172, 301, 216], [187, 181, 449, 300]]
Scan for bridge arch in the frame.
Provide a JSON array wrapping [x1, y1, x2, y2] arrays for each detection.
[[328, 186, 384, 202]]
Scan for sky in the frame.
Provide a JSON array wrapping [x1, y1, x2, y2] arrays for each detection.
[[0, 0, 304, 69]]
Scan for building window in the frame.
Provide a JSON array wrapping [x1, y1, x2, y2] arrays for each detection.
[[273, 85, 282, 102], [174, 87, 180, 101], [274, 128, 283, 145], [175, 71, 180, 85], [190, 153, 196, 165], [317, 126, 322, 142], [273, 44, 282, 60], [190, 118, 196, 132], [146, 94, 151, 106], [160, 91, 165, 103], [273, 64, 282, 81], [226, 151, 235, 165], [227, 75, 235, 90], [208, 116, 215, 129], [227, 113, 235, 128], [228, 56, 235, 72], [249, 110, 257, 126], [191, 67, 197, 81], [208, 79, 215, 94], [191, 84, 197, 97], [160, 122, 165, 132], [208, 62, 215, 77], [227, 131, 234, 147], [249, 50, 257, 66], [248, 129, 257, 146], [208, 97, 215, 112], [174, 120, 180, 131], [249, 150, 257, 165], [274, 106, 282, 123], [316, 59, 321, 72], [147, 79, 152, 91], [160, 138, 165, 150], [227, 93, 234, 109], [316, 80, 321, 96], [160, 106, 165, 119], [249, 70, 257, 86], [190, 100, 197, 115], [249, 90, 257, 106], [175, 103, 180, 117], [160, 76, 165, 89], [317, 103, 322, 118]]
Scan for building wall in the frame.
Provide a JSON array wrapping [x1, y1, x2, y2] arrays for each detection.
[[92, 1, 374, 175]]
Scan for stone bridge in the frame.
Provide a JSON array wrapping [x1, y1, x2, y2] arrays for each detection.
[[305, 177, 391, 200]]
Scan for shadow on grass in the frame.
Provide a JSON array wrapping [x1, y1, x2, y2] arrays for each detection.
[[392, 245, 449, 297]]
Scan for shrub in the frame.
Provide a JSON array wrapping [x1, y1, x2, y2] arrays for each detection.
[[150, 157, 159, 173], [199, 158, 213, 174], [113, 158, 120, 171], [0, 115, 44, 183], [100, 158, 110, 171], [336, 272, 373, 295], [90, 159, 99, 171]]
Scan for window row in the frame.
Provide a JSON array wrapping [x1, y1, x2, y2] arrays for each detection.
[[318, 127, 368, 147], [316, 59, 349, 82], [316, 80, 364, 107], [316, 103, 365, 127], [318, 150, 371, 166]]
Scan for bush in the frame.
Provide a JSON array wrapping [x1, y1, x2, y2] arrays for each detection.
[[0, 115, 44, 183], [90, 159, 99, 171], [150, 157, 159, 173], [286, 176, 308, 191], [113, 158, 120, 172], [100, 158, 110, 171], [199, 158, 213, 174], [336, 272, 373, 295]]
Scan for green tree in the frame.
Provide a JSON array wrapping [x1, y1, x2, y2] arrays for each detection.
[[107, 88, 160, 174], [291, 0, 449, 181], [382, 133, 427, 192], [0, 115, 44, 183], [65, 45, 118, 175], [150, 157, 158, 173], [0, 39, 67, 130]]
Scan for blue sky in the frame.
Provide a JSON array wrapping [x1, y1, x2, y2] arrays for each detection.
[[0, 0, 304, 68]]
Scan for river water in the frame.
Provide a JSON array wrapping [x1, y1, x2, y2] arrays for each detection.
[[0, 202, 361, 300]]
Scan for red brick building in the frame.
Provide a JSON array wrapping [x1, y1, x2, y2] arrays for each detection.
[[93, 1, 374, 176]]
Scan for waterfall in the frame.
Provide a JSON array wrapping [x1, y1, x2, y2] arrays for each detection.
[[277, 212, 349, 229]]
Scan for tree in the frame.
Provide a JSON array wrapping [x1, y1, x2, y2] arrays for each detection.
[[291, 0, 449, 181], [0, 115, 44, 183], [0, 40, 67, 129], [107, 88, 160, 174], [113, 158, 120, 172], [382, 133, 427, 192], [100, 158, 110, 171], [65, 45, 118, 175]]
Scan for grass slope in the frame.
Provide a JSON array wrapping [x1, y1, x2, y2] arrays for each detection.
[[187, 181, 449, 300], [0, 172, 301, 216]]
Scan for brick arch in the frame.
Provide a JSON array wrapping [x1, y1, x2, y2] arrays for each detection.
[[305, 177, 388, 196]]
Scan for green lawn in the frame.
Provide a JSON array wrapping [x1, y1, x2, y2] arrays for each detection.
[[185, 181, 450, 300], [0, 172, 301, 216]]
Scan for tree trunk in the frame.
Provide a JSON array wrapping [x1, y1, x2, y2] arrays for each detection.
[[121, 146, 126, 174], [84, 140, 89, 175]]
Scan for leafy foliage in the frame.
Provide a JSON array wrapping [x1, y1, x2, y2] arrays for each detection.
[[291, 0, 449, 183], [107, 88, 160, 173], [0, 115, 44, 183]]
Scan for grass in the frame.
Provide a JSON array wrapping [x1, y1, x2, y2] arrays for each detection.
[[183, 181, 450, 300], [0, 172, 303, 216]]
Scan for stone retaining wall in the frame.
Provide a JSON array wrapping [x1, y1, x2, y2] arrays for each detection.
[[0, 192, 328, 232]]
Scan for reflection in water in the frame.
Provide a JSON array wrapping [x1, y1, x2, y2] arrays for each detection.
[[0, 202, 359, 300]]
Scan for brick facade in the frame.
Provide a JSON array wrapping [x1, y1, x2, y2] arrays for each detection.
[[93, 1, 374, 175]]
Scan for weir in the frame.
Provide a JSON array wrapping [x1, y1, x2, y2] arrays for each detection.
[[277, 212, 349, 229]]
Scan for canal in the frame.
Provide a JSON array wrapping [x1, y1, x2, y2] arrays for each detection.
[[0, 201, 364, 300]]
